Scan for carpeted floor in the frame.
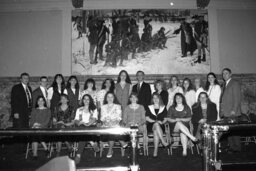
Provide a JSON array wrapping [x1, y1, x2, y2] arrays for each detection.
[[0, 138, 256, 171]]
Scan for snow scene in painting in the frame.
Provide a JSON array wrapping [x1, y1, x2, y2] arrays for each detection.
[[72, 10, 210, 75]]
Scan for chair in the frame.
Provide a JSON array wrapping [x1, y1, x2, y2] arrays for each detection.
[[145, 123, 170, 156]]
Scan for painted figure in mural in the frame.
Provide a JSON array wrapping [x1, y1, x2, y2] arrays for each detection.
[[152, 27, 168, 49], [193, 15, 208, 63], [87, 16, 99, 64], [173, 19, 197, 58], [120, 33, 132, 66], [95, 19, 110, 61], [129, 17, 141, 59], [104, 35, 121, 67]]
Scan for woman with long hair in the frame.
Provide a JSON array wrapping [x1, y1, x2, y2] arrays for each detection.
[[192, 92, 217, 143], [182, 78, 196, 109], [100, 92, 126, 158], [205, 72, 221, 120], [74, 94, 99, 164], [64, 75, 80, 111], [30, 96, 51, 159], [165, 93, 198, 156], [146, 92, 169, 157], [194, 77, 205, 101], [97, 78, 115, 109], [52, 94, 75, 156], [115, 70, 132, 110], [80, 78, 97, 105], [48, 74, 66, 113], [167, 76, 184, 109]]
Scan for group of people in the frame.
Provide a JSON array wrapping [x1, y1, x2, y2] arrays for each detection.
[[10, 67, 241, 164]]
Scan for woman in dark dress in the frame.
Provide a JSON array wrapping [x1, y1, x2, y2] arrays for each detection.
[[192, 92, 217, 140], [154, 79, 168, 106], [165, 93, 198, 156], [64, 75, 80, 112], [30, 96, 51, 159], [48, 74, 66, 114], [146, 92, 169, 157], [52, 94, 75, 156]]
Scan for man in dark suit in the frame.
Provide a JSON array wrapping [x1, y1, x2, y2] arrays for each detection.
[[132, 71, 152, 108], [11, 72, 32, 128], [220, 68, 241, 152], [32, 76, 48, 108]]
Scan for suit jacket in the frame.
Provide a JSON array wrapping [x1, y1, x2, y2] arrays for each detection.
[[220, 79, 241, 118], [132, 82, 152, 108], [11, 83, 32, 128], [32, 87, 46, 108]]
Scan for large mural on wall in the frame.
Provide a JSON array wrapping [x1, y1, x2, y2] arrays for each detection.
[[71, 9, 210, 75]]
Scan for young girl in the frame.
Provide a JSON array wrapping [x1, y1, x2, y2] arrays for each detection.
[[30, 96, 51, 159]]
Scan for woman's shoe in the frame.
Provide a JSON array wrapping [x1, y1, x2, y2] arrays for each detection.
[[164, 143, 171, 149], [122, 143, 128, 149], [106, 150, 113, 158]]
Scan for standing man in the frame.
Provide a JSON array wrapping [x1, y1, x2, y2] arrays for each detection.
[[132, 71, 152, 108], [32, 76, 49, 108], [220, 68, 241, 152], [11, 73, 32, 128]]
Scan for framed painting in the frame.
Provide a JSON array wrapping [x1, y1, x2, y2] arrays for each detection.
[[72, 9, 210, 75]]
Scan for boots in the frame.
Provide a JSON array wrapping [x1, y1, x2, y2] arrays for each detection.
[[194, 56, 201, 64], [202, 54, 206, 62]]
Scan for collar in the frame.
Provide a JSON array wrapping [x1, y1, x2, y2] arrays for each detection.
[[148, 105, 165, 116], [21, 83, 27, 89], [226, 78, 232, 86]]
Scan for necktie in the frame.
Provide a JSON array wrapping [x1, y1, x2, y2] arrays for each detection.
[[137, 83, 140, 93], [26, 86, 32, 108], [44, 88, 48, 99]]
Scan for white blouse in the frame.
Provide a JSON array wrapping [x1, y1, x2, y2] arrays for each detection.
[[184, 90, 196, 110], [207, 84, 221, 119], [74, 107, 98, 124], [167, 86, 184, 109]]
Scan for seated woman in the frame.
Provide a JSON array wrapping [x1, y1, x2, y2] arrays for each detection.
[[30, 96, 51, 159], [74, 94, 98, 164], [165, 93, 198, 156], [122, 92, 146, 155], [192, 92, 217, 142], [52, 94, 75, 156], [146, 92, 169, 157], [100, 92, 126, 158]]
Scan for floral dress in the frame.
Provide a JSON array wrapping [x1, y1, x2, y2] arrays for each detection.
[[100, 104, 122, 127]]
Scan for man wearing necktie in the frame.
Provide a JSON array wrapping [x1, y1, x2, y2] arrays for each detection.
[[11, 72, 32, 128], [220, 68, 241, 152], [32, 76, 49, 108]]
